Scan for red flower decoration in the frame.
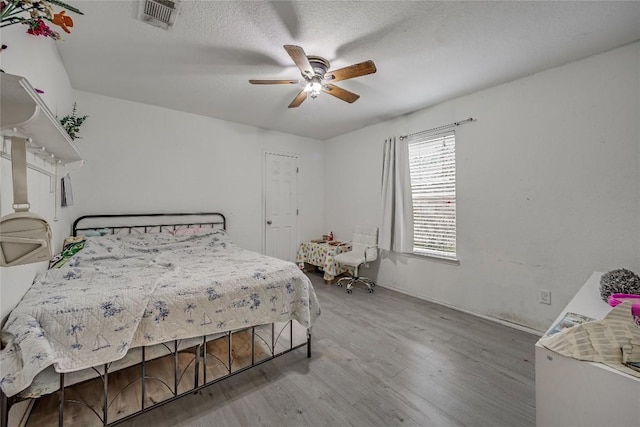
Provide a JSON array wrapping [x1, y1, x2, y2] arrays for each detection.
[[26, 18, 60, 40]]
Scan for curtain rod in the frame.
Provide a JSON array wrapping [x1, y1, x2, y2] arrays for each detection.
[[399, 117, 474, 140]]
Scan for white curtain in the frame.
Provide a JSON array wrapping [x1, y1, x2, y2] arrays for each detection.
[[379, 136, 414, 252]]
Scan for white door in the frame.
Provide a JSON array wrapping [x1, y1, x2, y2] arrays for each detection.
[[264, 152, 299, 261]]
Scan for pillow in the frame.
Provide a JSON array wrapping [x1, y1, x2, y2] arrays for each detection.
[[84, 230, 102, 237], [171, 227, 216, 236]]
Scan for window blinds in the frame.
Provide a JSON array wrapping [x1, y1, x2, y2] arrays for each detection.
[[407, 131, 456, 259]]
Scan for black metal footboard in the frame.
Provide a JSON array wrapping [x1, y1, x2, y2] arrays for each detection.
[[1, 321, 311, 427]]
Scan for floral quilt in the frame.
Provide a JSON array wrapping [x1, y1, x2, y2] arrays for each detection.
[[0, 230, 320, 397]]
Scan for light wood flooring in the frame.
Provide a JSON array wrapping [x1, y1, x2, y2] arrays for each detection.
[[30, 272, 538, 426]]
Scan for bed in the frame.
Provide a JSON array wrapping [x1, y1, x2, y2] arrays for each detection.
[[0, 213, 320, 426]]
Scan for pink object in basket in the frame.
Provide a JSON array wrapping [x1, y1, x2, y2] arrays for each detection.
[[608, 293, 640, 307], [608, 294, 640, 327]]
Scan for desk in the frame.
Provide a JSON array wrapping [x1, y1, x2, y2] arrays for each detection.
[[296, 241, 352, 282], [535, 272, 640, 426]]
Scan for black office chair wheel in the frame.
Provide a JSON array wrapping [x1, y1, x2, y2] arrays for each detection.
[[347, 288, 352, 294], [337, 283, 343, 287], [368, 288, 374, 293], [370, 283, 376, 287]]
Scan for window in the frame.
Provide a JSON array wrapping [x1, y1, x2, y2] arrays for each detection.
[[407, 132, 456, 260]]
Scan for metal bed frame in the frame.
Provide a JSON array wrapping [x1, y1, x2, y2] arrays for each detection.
[[1, 213, 312, 427], [71, 212, 229, 237]]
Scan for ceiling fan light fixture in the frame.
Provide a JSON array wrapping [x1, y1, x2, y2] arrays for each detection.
[[303, 77, 323, 98], [249, 45, 376, 108]]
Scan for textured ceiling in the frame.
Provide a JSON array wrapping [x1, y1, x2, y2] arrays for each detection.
[[57, 1, 640, 140]]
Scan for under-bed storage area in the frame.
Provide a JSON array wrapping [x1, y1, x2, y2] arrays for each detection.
[[25, 321, 308, 426]]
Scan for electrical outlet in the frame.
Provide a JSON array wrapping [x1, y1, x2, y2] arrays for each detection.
[[539, 289, 552, 305]]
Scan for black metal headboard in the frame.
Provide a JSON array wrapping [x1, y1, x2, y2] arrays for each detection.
[[72, 213, 226, 236]]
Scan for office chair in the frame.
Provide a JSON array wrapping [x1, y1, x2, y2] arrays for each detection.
[[334, 226, 378, 293]]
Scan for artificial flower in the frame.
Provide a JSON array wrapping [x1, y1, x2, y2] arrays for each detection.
[[0, 0, 82, 40], [26, 18, 59, 39], [52, 9, 71, 33]]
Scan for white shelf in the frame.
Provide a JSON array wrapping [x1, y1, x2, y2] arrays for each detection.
[[1, 72, 84, 168]]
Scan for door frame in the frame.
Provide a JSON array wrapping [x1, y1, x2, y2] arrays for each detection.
[[262, 150, 300, 258]]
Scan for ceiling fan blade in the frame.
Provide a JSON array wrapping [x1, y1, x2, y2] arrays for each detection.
[[288, 90, 308, 108], [284, 45, 314, 78], [249, 79, 299, 85], [322, 84, 360, 103], [327, 60, 376, 83]]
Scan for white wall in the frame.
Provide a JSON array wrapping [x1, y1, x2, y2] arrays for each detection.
[[0, 27, 76, 322], [324, 42, 640, 332], [2, 25, 637, 336], [69, 91, 325, 253]]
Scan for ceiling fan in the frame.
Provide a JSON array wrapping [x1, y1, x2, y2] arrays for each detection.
[[249, 45, 376, 108]]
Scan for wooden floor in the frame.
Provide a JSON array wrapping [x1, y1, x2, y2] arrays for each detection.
[[30, 272, 538, 426]]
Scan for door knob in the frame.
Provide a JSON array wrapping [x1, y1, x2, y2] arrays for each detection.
[[267, 220, 272, 225]]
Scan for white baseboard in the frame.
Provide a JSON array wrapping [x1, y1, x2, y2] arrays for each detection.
[[375, 283, 544, 336]]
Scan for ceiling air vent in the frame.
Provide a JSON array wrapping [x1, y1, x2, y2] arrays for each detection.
[[139, 0, 180, 30]]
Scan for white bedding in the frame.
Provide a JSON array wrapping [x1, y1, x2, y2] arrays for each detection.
[[0, 230, 320, 397]]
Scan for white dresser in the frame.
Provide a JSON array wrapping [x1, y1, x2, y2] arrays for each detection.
[[535, 272, 640, 427]]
